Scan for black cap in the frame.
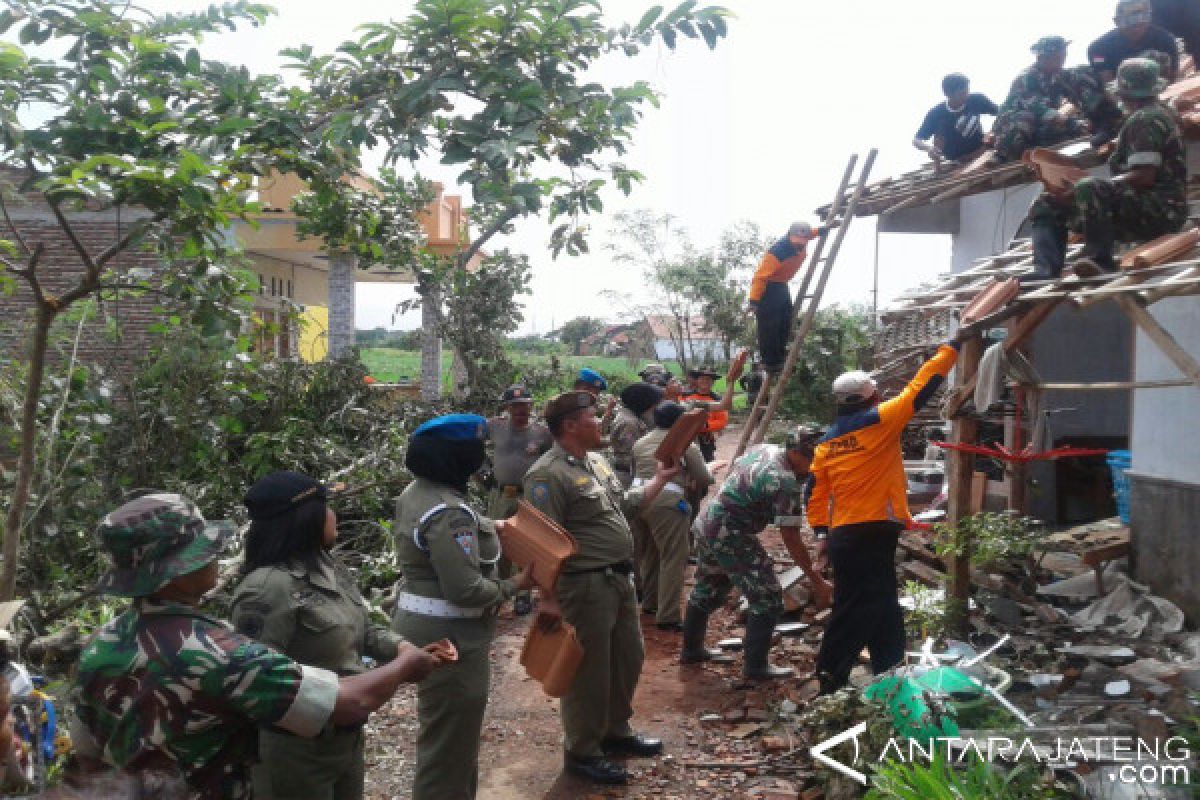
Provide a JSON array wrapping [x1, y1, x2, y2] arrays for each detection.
[[244, 471, 328, 521], [501, 385, 534, 404], [543, 390, 597, 424], [653, 401, 685, 429], [620, 382, 664, 414]]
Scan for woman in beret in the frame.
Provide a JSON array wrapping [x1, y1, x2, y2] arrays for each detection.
[[392, 414, 533, 799], [230, 471, 430, 800]]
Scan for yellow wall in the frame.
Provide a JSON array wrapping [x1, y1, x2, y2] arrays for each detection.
[[299, 305, 329, 362]]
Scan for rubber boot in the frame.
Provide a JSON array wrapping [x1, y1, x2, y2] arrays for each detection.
[[742, 613, 794, 680], [1081, 214, 1118, 273], [1027, 223, 1067, 282], [680, 605, 734, 664]]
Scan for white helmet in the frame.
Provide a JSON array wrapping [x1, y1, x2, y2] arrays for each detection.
[[832, 370, 878, 403]]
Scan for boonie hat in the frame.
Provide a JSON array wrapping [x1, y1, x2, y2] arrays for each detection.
[[688, 365, 720, 379], [96, 493, 234, 597], [1114, 57, 1167, 98], [1032, 36, 1070, 55]]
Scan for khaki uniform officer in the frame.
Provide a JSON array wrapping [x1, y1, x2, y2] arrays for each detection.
[[231, 471, 403, 800], [486, 385, 552, 615], [631, 402, 716, 631], [393, 414, 533, 800], [525, 391, 677, 786]]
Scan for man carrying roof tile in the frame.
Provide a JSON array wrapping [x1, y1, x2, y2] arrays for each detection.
[[746, 223, 825, 376], [487, 385, 553, 615], [524, 391, 679, 785], [1025, 58, 1187, 281], [992, 36, 1125, 162], [1090, 0, 1180, 85]]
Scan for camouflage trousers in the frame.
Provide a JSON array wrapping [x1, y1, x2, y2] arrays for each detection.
[[1030, 178, 1186, 272], [686, 524, 783, 617], [993, 67, 1122, 161]]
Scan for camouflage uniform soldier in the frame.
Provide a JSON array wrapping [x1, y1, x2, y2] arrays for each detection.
[[1027, 58, 1187, 280], [71, 493, 438, 798], [394, 414, 534, 800], [682, 432, 832, 680], [630, 402, 716, 630], [486, 385, 552, 615], [993, 36, 1124, 162], [525, 391, 676, 786], [231, 472, 405, 800]]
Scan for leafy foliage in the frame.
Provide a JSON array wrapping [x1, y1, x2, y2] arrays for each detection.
[[902, 580, 952, 642], [866, 753, 1064, 800], [934, 512, 1045, 569], [778, 305, 873, 423], [558, 316, 606, 355]]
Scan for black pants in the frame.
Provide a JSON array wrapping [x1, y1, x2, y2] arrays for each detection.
[[755, 282, 792, 372], [696, 433, 716, 462], [815, 521, 905, 689]]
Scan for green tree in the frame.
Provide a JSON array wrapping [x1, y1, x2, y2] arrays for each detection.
[[0, 1, 315, 600], [287, 0, 730, 398], [780, 305, 873, 423], [559, 316, 605, 355]]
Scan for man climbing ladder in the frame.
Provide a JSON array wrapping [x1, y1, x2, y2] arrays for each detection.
[[746, 222, 824, 375]]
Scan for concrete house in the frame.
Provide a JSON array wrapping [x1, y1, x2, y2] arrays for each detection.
[[845, 130, 1200, 617]]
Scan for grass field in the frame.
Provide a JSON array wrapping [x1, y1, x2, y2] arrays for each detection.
[[359, 349, 744, 406]]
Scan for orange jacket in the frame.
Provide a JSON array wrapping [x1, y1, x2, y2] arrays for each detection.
[[684, 391, 728, 434], [748, 237, 808, 303], [806, 344, 959, 530]]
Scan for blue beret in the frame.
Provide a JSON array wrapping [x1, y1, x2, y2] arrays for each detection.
[[413, 413, 488, 441], [577, 368, 607, 391]]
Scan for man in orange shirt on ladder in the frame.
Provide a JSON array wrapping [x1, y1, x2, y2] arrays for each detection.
[[746, 223, 824, 376]]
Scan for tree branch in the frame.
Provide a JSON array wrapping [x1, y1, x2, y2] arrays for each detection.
[[9, 243, 48, 306], [0, 192, 31, 255], [457, 207, 519, 270]]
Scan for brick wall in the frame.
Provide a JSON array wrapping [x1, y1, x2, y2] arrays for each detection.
[[0, 204, 168, 376]]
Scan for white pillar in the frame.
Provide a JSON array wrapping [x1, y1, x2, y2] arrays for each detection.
[[327, 251, 357, 359], [420, 293, 442, 400]]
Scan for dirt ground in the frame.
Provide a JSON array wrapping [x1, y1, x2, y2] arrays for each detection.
[[364, 425, 824, 800]]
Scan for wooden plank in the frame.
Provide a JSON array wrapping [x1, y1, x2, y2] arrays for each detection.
[[947, 336, 984, 637], [1115, 296, 1200, 391], [970, 471, 987, 514], [903, 560, 947, 587]]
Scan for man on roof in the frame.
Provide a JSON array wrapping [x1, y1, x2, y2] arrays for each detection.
[[746, 223, 825, 376], [992, 36, 1125, 162], [1090, 0, 1180, 85], [913, 73, 999, 166], [1025, 58, 1187, 281]]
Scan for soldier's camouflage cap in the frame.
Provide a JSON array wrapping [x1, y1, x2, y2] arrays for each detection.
[[96, 493, 235, 597], [1031, 36, 1070, 54], [1114, 57, 1167, 98]]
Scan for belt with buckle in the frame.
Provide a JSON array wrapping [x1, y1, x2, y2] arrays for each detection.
[[631, 478, 685, 494], [397, 592, 485, 619], [502, 485, 522, 498], [564, 560, 634, 577]]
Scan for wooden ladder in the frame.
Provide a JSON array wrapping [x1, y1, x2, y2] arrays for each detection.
[[735, 149, 879, 456]]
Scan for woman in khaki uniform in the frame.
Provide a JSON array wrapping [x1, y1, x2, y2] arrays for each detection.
[[393, 414, 532, 800], [231, 470, 412, 800]]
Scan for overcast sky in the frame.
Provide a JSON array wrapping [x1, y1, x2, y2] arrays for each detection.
[[138, 0, 1127, 333]]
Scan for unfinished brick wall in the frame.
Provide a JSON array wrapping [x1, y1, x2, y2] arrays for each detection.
[[0, 207, 168, 376]]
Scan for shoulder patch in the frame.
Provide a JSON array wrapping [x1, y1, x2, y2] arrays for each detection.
[[530, 481, 551, 506], [452, 528, 476, 556]]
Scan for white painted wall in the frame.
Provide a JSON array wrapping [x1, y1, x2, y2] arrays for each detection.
[[1131, 297, 1200, 485], [653, 338, 724, 362]]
